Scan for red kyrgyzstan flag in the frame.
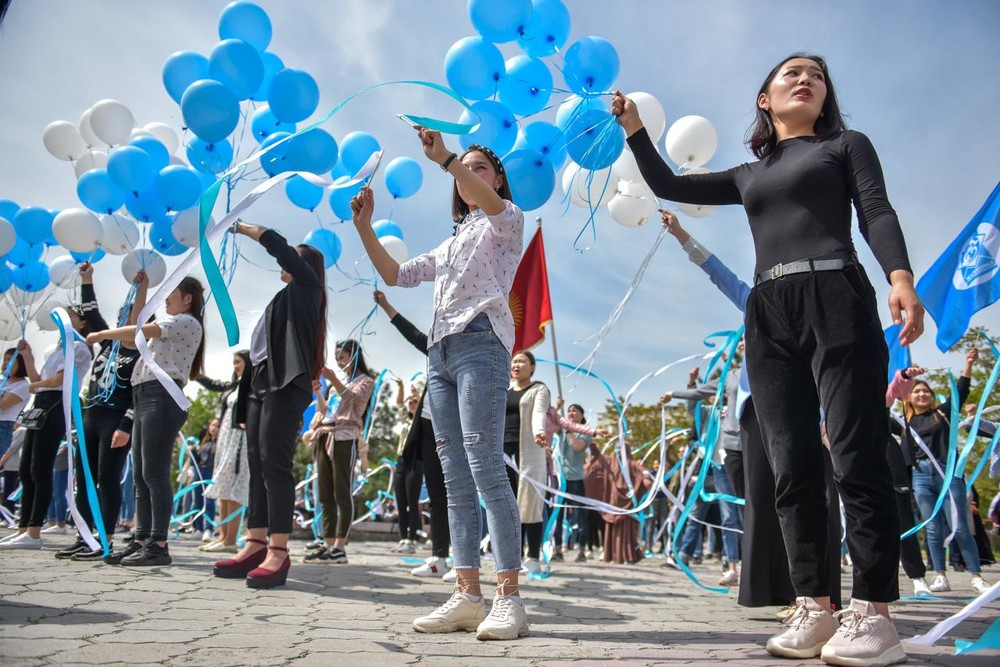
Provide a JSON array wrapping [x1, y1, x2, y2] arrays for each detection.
[[509, 227, 553, 352]]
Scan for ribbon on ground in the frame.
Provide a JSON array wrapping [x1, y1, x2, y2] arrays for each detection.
[[907, 580, 1000, 646], [954, 616, 1000, 655]]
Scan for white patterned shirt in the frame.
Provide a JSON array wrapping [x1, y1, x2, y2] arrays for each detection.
[[396, 200, 524, 353], [132, 313, 203, 387]]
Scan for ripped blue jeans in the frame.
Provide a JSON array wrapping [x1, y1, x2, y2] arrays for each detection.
[[427, 313, 520, 573]]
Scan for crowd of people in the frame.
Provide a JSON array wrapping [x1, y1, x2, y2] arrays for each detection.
[[1, 52, 999, 665]]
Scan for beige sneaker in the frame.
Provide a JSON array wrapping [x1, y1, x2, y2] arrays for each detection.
[[766, 596, 838, 658], [412, 590, 485, 633], [820, 599, 906, 666], [476, 595, 529, 640]]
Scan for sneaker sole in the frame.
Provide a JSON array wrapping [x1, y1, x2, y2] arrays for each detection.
[[412, 618, 484, 634], [121, 558, 172, 567], [820, 643, 907, 666], [766, 639, 827, 659], [410, 569, 441, 577], [476, 624, 530, 641]]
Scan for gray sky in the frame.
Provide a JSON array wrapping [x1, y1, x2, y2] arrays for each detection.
[[1, 0, 999, 418]]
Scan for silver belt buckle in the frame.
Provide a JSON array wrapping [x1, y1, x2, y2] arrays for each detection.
[[771, 263, 784, 280]]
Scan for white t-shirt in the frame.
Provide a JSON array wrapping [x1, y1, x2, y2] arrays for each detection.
[[37, 341, 93, 394], [0, 378, 30, 421], [132, 313, 203, 387]]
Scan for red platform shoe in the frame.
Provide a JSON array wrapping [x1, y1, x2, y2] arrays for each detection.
[[213, 538, 267, 578], [246, 545, 290, 589]]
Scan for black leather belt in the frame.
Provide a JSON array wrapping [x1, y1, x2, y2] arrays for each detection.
[[754, 254, 855, 285]]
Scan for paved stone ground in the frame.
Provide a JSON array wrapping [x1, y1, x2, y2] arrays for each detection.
[[1, 532, 998, 666]]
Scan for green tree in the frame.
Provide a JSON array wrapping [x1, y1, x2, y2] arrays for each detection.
[[598, 397, 693, 471], [181, 388, 223, 440]]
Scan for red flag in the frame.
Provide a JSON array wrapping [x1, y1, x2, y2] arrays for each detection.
[[509, 227, 553, 352]]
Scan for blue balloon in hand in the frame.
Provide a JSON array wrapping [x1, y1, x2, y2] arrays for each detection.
[[303, 227, 342, 268], [71, 248, 106, 264], [339, 132, 381, 175], [77, 169, 126, 214], [258, 131, 292, 177], [561, 37, 620, 95], [458, 100, 518, 156], [187, 138, 234, 175], [444, 37, 504, 101], [384, 158, 423, 199], [498, 55, 553, 117], [162, 51, 210, 104], [284, 128, 339, 174], [512, 121, 567, 170], [565, 109, 624, 170], [285, 176, 325, 211], [469, 0, 533, 43], [181, 79, 240, 143], [157, 165, 203, 212], [209, 38, 264, 100], [13, 207, 55, 245], [6, 238, 43, 268], [107, 146, 156, 195], [219, 1, 272, 52], [268, 69, 319, 123], [251, 52, 284, 102], [129, 136, 171, 172], [251, 104, 295, 142], [517, 0, 571, 58], [12, 261, 49, 293], [372, 219, 404, 241], [503, 149, 555, 211], [0, 265, 13, 293], [328, 177, 363, 221]]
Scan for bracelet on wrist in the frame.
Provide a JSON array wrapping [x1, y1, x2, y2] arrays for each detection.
[[441, 153, 458, 171]]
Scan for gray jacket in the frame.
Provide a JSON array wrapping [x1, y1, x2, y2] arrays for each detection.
[[671, 365, 742, 452]]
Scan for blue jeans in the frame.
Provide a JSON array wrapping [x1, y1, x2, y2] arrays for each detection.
[[553, 478, 588, 550], [911, 459, 981, 574], [427, 313, 520, 573], [47, 468, 69, 523], [712, 463, 743, 564], [193, 466, 216, 532], [0, 421, 13, 459], [679, 498, 710, 558]]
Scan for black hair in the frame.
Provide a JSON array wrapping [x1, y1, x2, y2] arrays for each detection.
[[451, 144, 513, 222], [297, 244, 327, 380], [176, 276, 206, 380], [745, 53, 848, 160], [567, 403, 587, 425], [3, 347, 27, 379], [513, 350, 537, 375], [67, 306, 92, 337], [231, 350, 250, 382], [336, 339, 373, 380]]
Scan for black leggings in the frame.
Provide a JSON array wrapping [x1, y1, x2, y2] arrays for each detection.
[[76, 406, 131, 538], [18, 392, 65, 528], [317, 437, 356, 539], [415, 417, 450, 558], [395, 458, 423, 541], [132, 381, 188, 543], [896, 490, 926, 580]]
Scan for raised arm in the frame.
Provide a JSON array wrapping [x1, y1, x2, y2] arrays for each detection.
[[87, 323, 162, 346], [78, 263, 109, 333], [351, 188, 401, 286], [374, 290, 429, 354], [233, 222, 322, 287], [418, 127, 505, 218]]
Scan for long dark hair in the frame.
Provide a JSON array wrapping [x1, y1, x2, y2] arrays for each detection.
[[231, 350, 250, 383], [337, 339, 372, 380], [745, 53, 848, 160], [451, 144, 513, 222], [67, 306, 92, 337], [568, 403, 587, 425], [3, 347, 26, 379], [176, 276, 206, 380], [297, 244, 327, 380]]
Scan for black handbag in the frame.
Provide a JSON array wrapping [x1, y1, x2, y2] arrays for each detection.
[[21, 404, 57, 431]]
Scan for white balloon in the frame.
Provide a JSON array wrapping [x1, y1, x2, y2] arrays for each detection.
[[7, 285, 48, 309], [379, 235, 408, 263], [89, 99, 135, 146], [664, 115, 718, 169], [53, 208, 104, 253], [608, 181, 658, 228], [128, 129, 155, 143], [674, 167, 720, 218], [34, 305, 62, 332], [562, 163, 619, 209], [78, 108, 106, 148], [48, 256, 82, 289], [100, 214, 140, 255], [612, 149, 642, 182], [627, 91, 667, 145], [0, 316, 21, 341], [42, 121, 88, 161], [121, 249, 166, 287], [143, 122, 179, 154], [0, 217, 16, 255], [74, 150, 109, 178], [171, 207, 213, 248]]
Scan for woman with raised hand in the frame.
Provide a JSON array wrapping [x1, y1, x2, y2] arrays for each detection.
[[615, 53, 923, 666], [350, 129, 527, 640], [210, 220, 326, 589], [85, 276, 205, 567]]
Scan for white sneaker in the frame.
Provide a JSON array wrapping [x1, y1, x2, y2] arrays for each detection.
[[765, 597, 838, 659], [521, 558, 542, 575], [971, 577, 991, 595], [412, 590, 486, 633], [442, 568, 457, 583], [928, 574, 951, 592], [400, 539, 416, 554], [0, 530, 25, 544], [911, 577, 932, 596], [0, 532, 43, 549], [41, 524, 67, 535], [411, 557, 447, 578], [820, 599, 906, 666], [476, 595, 529, 640], [718, 569, 740, 587], [201, 530, 213, 543]]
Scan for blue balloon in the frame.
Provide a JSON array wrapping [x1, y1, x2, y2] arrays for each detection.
[[71, 248, 105, 264], [561, 37, 620, 95], [372, 219, 403, 241], [187, 138, 234, 175], [107, 146, 155, 195], [555, 94, 608, 130], [12, 261, 49, 292], [328, 177, 363, 220], [469, 0, 533, 43], [498, 55, 553, 117], [5, 238, 43, 268], [330, 161, 350, 179], [503, 149, 555, 211], [458, 100, 518, 156], [267, 68, 319, 123], [150, 221, 187, 256], [565, 109, 624, 170], [0, 199, 20, 222], [219, 1, 272, 52], [162, 51, 210, 104], [181, 79, 240, 143], [517, 0, 571, 58], [130, 136, 170, 172], [77, 169, 126, 214], [339, 131, 381, 174], [251, 52, 284, 102], [284, 128, 339, 174], [0, 264, 12, 293], [156, 165, 203, 211], [444, 37, 505, 101], [125, 189, 169, 224], [384, 157, 423, 199], [13, 207, 54, 245], [512, 121, 567, 170], [303, 228, 342, 268], [258, 131, 291, 176], [209, 38, 264, 100], [285, 175, 324, 211], [250, 104, 295, 142]]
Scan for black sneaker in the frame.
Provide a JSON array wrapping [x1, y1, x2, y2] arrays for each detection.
[[72, 544, 111, 561], [54, 537, 89, 560], [303, 545, 328, 563], [551, 551, 564, 562], [121, 542, 171, 567], [327, 547, 348, 564], [574, 551, 587, 563], [104, 540, 145, 565]]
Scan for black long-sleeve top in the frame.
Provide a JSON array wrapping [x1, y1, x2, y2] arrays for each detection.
[[627, 128, 912, 279], [889, 376, 971, 464], [194, 375, 239, 429], [80, 282, 138, 433], [389, 312, 430, 465]]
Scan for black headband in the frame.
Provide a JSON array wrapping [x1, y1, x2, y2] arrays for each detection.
[[464, 143, 505, 176]]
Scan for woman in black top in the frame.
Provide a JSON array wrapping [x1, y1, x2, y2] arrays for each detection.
[[614, 54, 922, 664], [212, 220, 326, 589]]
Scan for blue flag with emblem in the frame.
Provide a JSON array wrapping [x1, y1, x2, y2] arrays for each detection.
[[884, 324, 911, 384], [916, 180, 1000, 352]]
